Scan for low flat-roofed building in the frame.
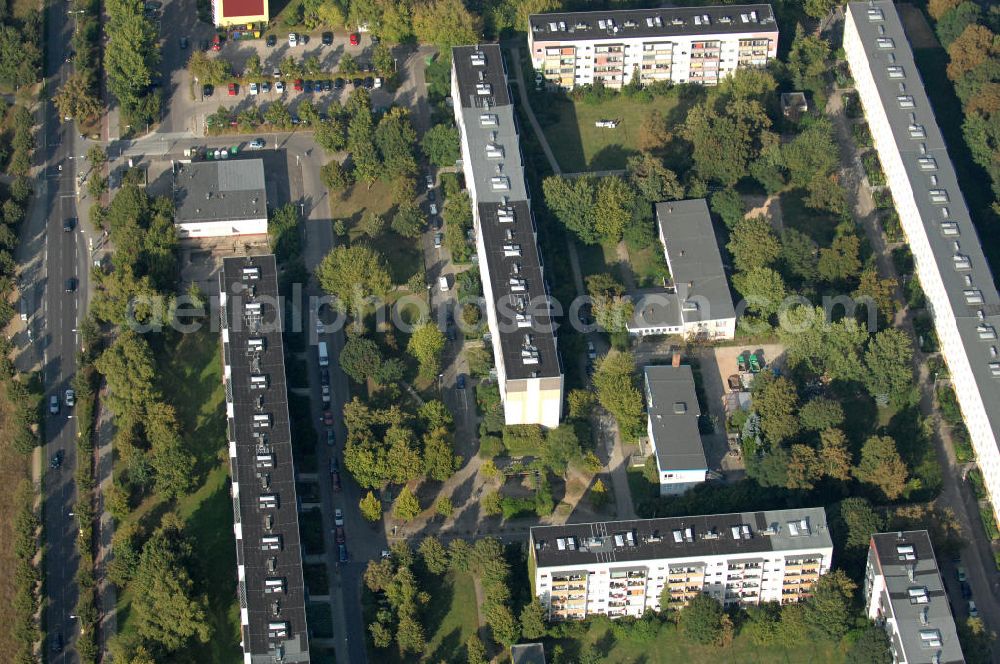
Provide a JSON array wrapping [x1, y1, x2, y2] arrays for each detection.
[[213, 0, 269, 26], [173, 159, 268, 239], [865, 531, 964, 664], [530, 508, 833, 620], [629, 200, 736, 339], [511, 643, 547, 664], [644, 365, 708, 495]]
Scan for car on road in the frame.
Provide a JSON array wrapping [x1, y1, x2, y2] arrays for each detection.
[[203, 84, 213, 97], [65, 389, 75, 407], [587, 341, 597, 360], [249, 82, 259, 95], [961, 581, 972, 598], [266, 34, 277, 47], [334, 77, 344, 89], [432, 217, 442, 230], [50, 633, 63, 653], [228, 82, 237, 95], [429, 202, 438, 215], [321, 384, 331, 404], [323, 410, 334, 426], [320, 368, 330, 385], [49, 395, 59, 414], [326, 429, 336, 446], [65, 278, 77, 292], [275, 81, 285, 93], [968, 600, 979, 618], [64, 217, 75, 232], [457, 374, 466, 389], [330, 456, 340, 473], [381, 549, 391, 559], [248, 138, 265, 150], [179, 36, 188, 49], [446, 324, 456, 341], [335, 525, 345, 544], [50, 450, 64, 469], [433, 232, 443, 248], [428, 189, 436, 202], [293, 78, 303, 92], [335, 508, 344, 526], [322, 31, 333, 45], [957, 566, 967, 582], [338, 544, 348, 563], [331, 471, 342, 492], [288, 32, 298, 47], [349, 32, 360, 45], [426, 174, 434, 189], [322, 79, 332, 92]]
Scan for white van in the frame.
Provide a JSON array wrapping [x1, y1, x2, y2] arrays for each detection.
[[438, 276, 449, 292]]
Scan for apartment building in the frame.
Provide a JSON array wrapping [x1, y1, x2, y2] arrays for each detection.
[[530, 508, 832, 620], [644, 364, 709, 496], [213, 0, 269, 27], [451, 44, 563, 428], [845, 1, 1000, 527], [865, 531, 965, 664], [528, 4, 777, 89], [220, 255, 310, 663], [628, 200, 736, 339]]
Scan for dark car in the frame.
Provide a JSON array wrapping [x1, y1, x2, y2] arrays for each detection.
[[334, 77, 344, 89], [303, 80, 313, 93], [51, 633, 63, 653], [330, 456, 340, 473], [326, 429, 336, 446], [323, 410, 334, 426], [961, 581, 972, 599], [457, 374, 466, 390], [179, 36, 188, 49], [291, 115, 301, 125], [446, 325, 456, 342], [335, 526, 345, 544], [322, 31, 333, 45], [428, 189, 436, 202], [322, 79, 332, 92], [320, 368, 330, 385], [203, 84, 214, 97], [63, 217, 75, 232], [352, 78, 363, 88], [364, 76, 374, 88], [266, 34, 277, 47], [331, 472, 342, 492], [50, 450, 64, 469], [65, 278, 77, 292], [338, 544, 348, 563]]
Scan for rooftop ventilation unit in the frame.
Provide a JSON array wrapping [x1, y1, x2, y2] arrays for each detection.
[[876, 37, 894, 49], [788, 521, 799, 536], [979, 324, 997, 340], [929, 189, 949, 203], [919, 630, 942, 648], [556, 538, 565, 550], [908, 123, 926, 139], [989, 362, 1000, 377], [267, 556, 278, 572], [497, 206, 515, 223], [673, 401, 687, 414], [908, 587, 929, 604], [480, 113, 498, 127], [248, 338, 265, 352], [730, 525, 741, 539], [896, 544, 916, 560], [470, 51, 486, 66], [964, 289, 984, 305], [242, 266, 261, 280], [566, 537, 577, 550], [683, 527, 693, 543], [627, 531, 636, 546], [264, 578, 286, 594], [476, 82, 492, 96], [954, 254, 972, 271], [741, 525, 752, 540], [672, 17, 685, 26], [918, 157, 938, 171], [261, 536, 282, 551], [491, 176, 510, 191], [250, 375, 268, 390], [503, 243, 522, 257], [897, 95, 915, 108], [253, 413, 272, 428], [673, 529, 683, 543], [255, 453, 275, 469], [887, 65, 904, 79], [510, 276, 526, 292], [515, 312, 532, 328], [646, 16, 663, 27], [258, 494, 278, 509], [868, 7, 884, 20], [485, 143, 505, 159], [268, 622, 289, 640]]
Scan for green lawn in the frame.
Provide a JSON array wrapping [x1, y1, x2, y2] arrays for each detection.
[[575, 241, 623, 281], [540, 95, 681, 171]]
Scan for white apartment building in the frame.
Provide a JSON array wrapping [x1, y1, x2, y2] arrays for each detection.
[[530, 508, 833, 621], [528, 4, 777, 90], [865, 531, 964, 664], [451, 45, 563, 428], [644, 365, 709, 495], [845, 1, 1000, 528], [628, 200, 737, 339]]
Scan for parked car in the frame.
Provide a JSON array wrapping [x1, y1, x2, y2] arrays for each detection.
[[266, 34, 277, 47], [432, 217, 442, 230], [334, 77, 344, 89], [446, 325, 456, 341], [179, 36, 188, 49], [272, 67, 281, 79], [49, 395, 59, 414], [335, 508, 344, 526], [331, 472, 342, 491], [425, 174, 434, 189], [326, 429, 336, 446], [303, 80, 313, 93], [363, 76, 374, 88], [211, 34, 222, 51], [968, 600, 979, 618], [433, 232, 443, 248], [338, 544, 348, 562], [65, 389, 75, 407], [587, 341, 597, 360], [961, 581, 972, 598], [429, 202, 438, 215], [321, 79, 332, 92], [335, 526, 345, 544], [957, 566, 967, 583], [293, 78, 303, 92], [457, 374, 466, 389], [320, 368, 330, 385], [323, 410, 334, 426], [352, 78, 363, 88], [330, 457, 340, 473], [381, 549, 391, 559], [228, 82, 237, 95], [203, 83, 213, 96], [321, 384, 331, 403], [428, 189, 436, 202], [349, 32, 360, 45], [248, 138, 265, 150], [288, 32, 298, 47], [322, 31, 333, 45], [261, 81, 271, 93], [50, 450, 64, 469], [275, 81, 285, 93], [248, 82, 259, 95]]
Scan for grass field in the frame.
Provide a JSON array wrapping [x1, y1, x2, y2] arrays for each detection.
[[0, 380, 33, 657], [116, 327, 241, 662], [541, 95, 681, 172], [548, 618, 847, 664]]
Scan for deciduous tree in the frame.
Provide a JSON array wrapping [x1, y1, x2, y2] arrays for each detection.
[[733, 267, 787, 318], [751, 372, 799, 446], [864, 328, 914, 406], [418, 536, 449, 574], [412, 0, 482, 51], [360, 490, 383, 521], [317, 244, 392, 310], [626, 152, 684, 202], [679, 594, 726, 645], [946, 25, 999, 81], [854, 435, 909, 500], [592, 350, 645, 440], [393, 486, 421, 522], [421, 123, 460, 167], [407, 322, 446, 378], [728, 215, 781, 271]]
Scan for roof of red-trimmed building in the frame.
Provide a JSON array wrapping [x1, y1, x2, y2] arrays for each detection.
[[220, 0, 265, 18]]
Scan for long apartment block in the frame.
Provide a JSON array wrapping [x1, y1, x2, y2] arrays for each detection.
[[451, 44, 563, 428], [530, 508, 832, 620], [528, 4, 777, 89], [865, 531, 964, 664], [220, 255, 310, 664], [845, 1, 1000, 526]]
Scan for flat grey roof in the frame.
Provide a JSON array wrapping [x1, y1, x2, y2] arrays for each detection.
[[174, 159, 268, 224], [644, 365, 707, 471], [220, 255, 310, 663], [847, 1, 1000, 466], [869, 531, 964, 664], [529, 4, 777, 41], [511, 643, 547, 664], [530, 507, 832, 568], [453, 44, 561, 381]]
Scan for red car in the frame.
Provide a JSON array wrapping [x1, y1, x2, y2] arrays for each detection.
[[228, 82, 237, 96], [212, 34, 222, 51], [293, 78, 303, 92], [335, 526, 345, 544], [349, 33, 360, 46], [331, 472, 342, 492], [323, 410, 334, 426]]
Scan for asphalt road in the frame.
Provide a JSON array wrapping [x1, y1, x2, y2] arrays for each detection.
[[33, 0, 90, 660]]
